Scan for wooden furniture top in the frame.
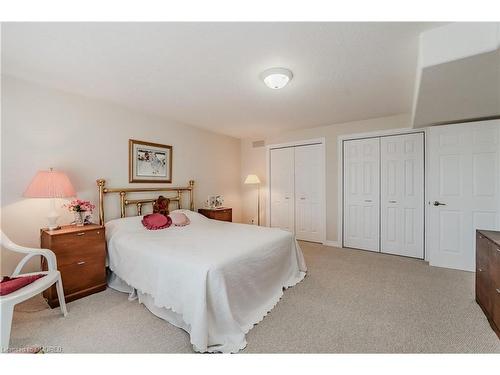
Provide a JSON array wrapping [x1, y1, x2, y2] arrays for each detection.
[[42, 224, 104, 236], [198, 207, 231, 211], [478, 230, 500, 246]]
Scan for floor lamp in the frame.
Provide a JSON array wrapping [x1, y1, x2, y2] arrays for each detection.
[[244, 174, 261, 225]]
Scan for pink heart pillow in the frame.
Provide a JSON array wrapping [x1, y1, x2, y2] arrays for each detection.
[[170, 212, 190, 226], [142, 213, 172, 230]]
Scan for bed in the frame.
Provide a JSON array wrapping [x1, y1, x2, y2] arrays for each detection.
[[96, 179, 307, 353]]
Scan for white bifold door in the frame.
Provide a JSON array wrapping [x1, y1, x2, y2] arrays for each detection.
[[343, 133, 424, 258], [295, 145, 324, 242], [343, 138, 380, 252], [427, 121, 500, 271], [269, 147, 295, 233], [269, 143, 324, 242], [380, 134, 424, 258]]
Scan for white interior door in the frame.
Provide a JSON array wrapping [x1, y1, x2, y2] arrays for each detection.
[[428, 121, 500, 271], [380, 133, 424, 259], [269, 147, 295, 232], [343, 138, 380, 252], [295, 144, 324, 242]]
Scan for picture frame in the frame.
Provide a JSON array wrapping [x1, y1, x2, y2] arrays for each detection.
[[129, 139, 173, 183], [206, 195, 224, 209]]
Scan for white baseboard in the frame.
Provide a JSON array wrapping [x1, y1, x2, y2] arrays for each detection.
[[323, 240, 340, 248]]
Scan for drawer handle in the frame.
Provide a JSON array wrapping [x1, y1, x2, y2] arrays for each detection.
[[77, 261, 86, 265], [76, 232, 86, 236], [478, 268, 483, 272]]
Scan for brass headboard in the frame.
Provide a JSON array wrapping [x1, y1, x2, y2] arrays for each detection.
[[96, 179, 195, 225]]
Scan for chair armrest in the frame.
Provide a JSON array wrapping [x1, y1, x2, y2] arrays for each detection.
[[1, 231, 58, 276], [11, 249, 57, 276]]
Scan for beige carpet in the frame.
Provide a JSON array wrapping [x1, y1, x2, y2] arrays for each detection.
[[9, 242, 500, 353]]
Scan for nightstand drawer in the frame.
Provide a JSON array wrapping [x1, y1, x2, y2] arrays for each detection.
[[60, 259, 106, 295], [44, 229, 105, 267]]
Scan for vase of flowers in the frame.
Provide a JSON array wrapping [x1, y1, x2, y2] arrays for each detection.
[[64, 200, 95, 227]]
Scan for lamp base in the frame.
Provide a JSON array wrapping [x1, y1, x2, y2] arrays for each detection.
[[46, 216, 61, 231], [46, 226, 61, 231], [47, 199, 60, 230]]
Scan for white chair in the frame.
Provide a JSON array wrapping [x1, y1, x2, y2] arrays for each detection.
[[0, 231, 67, 351]]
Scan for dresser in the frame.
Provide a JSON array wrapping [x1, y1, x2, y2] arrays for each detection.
[[41, 224, 107, 308], [198, 208, 232, 222], [476, 230, 500, 339]]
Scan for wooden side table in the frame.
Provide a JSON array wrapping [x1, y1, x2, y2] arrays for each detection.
[[198, 208, 232, 222], [41, 224, 107, 308]]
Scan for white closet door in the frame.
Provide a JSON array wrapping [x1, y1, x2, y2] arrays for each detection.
[[343, 138, 380, 252], [380, 133, 424, 259], [428, 121, 500, 271], [295, 144, 323, 242], [269, 147, 295, 232]]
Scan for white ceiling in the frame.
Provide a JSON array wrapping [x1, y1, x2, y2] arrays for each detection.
[[2, 22, 443, 139]]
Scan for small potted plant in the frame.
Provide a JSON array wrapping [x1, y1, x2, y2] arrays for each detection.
[[64, 199, 95, 226]]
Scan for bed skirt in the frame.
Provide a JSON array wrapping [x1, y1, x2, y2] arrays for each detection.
[[108, 272, 190, 332], [107, 268, 306, 353]]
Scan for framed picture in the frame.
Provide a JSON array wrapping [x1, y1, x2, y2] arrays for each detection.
[[129, 139, 172, 183], [206, 195, 224, 208]]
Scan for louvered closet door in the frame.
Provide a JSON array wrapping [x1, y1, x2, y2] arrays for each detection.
[[380, 133, 424, 259], [295, 144, 323, 242], [269, 147, 295, 232], [343, 138, 380, 252]]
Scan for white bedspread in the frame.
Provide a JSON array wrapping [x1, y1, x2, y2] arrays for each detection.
[[105, 210, 307, 353]]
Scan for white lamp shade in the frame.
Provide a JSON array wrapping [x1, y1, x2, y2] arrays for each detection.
[[244, 174, 261, 184]]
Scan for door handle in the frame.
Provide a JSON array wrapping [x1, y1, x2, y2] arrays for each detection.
[[364, 199, 372, 202], [300, 197, 306, 200], [433, 201, 446, 206], [497, 289, 500, 294], [77, 261, 86, 265], [388, 200, 397, 203]]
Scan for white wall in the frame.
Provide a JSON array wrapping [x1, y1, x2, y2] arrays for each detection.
[[241, 114, 411, 243], [411, 22, 500, 125], [419, 22, 500, 68], [1, 76, 242, 274]]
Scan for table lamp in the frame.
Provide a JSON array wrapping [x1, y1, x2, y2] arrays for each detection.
[[24, 168, 76, 230], [244, 174, 261, 225]]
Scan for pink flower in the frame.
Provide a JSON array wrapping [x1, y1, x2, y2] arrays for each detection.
[[62, 199, 95, 213]]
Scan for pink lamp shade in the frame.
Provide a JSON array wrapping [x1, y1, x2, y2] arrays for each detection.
[[23, 169, 76, 198]]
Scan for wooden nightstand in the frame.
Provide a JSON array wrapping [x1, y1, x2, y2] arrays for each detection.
[[198, 208, 232, 222], [40, 224, 107, 308]]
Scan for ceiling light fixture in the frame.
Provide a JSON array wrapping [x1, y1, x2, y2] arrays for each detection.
[[260, 67, 293, 90]]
